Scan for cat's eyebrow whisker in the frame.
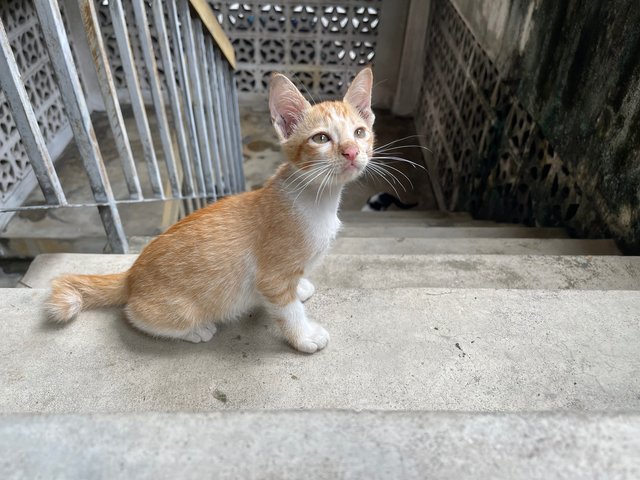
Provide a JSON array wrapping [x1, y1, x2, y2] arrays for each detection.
[[291, 73, 318, 105], [371, 156, 428, 171], [368, 160, 414, 189], [373, 134, 425, 152]]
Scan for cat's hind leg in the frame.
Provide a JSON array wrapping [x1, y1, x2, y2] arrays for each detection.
[[179, 323, 217, 343], [296, 278, 316, 302], [124, 303, 218, 343]]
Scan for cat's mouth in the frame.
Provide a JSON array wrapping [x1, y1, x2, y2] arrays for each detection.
[[339, 160, 367, 180]]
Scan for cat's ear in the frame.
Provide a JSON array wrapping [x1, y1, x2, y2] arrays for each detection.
[[269, 73, 311, 140], [344, 67, 374, 127]]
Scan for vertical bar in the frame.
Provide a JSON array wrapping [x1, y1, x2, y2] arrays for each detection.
[[34, 0, 127, 253], [152, 0, 195, 197], [131, 0, 181, 198], [223, 63, 244, 192], [166, 0, 206, 200], [180, 0, 216, 199], [197, 26, 224, 196], [78, 0, 142, 200], [229, 67, 246, 191], [0, 20, 67, 205], [215, 48, 237, 193], [109, 0, 164, 198], [205, 40, 231, 196]]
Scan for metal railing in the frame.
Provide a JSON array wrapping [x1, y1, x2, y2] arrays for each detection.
[[0, 0, 245, 254]]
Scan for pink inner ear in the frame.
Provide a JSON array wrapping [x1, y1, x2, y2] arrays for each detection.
[[344, 69, 374, 126], [269, 75, 310, 139]]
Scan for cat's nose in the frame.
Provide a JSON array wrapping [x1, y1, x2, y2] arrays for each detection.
[[341, 145, 359, 162]]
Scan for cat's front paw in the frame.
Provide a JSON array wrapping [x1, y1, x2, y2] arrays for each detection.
[[296, 278, 316, 302], [290, 321, 329, 354]]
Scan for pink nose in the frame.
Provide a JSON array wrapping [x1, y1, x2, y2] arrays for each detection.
[[342, 145, 359, 162]]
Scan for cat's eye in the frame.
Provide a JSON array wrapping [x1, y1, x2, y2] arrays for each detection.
[[355, 127, 367, 138], [311, 133, 331, 144]]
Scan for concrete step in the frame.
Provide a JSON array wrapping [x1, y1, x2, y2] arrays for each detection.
[[315, 254, 640, 290], [338, 225, 569, 238], [1, 411, 637, 479], [332, 237, 621, 255], [339, 210, 474, 221], [1, 287, 639, 413], [340, 210, 502, 227], [20, 253, 640, 290]]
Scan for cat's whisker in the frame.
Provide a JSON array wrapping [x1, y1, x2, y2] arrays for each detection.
[[315, 169, 330, 206], [374, 144, 433, 154], [369, 161, 408, 191], [369, 164, 407, 193], [373, 134, 425, 152], [284, 164, 330, 191], [365, 163, 405, 197], [322, 166, 337, 204], [371, 156, 428, 171], [282, 161, 326, 186], [293, 166, 331, 203], [368, 160, 414, 189]]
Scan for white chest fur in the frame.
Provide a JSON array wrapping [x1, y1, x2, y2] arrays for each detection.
[[291, 186, 343, 267]]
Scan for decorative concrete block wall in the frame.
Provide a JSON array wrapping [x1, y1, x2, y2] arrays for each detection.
[[416, 0, 638, 246], [209, 1, 382, 99]]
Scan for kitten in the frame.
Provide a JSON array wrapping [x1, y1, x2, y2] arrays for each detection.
[[361, 192, 418, 211], [46, 68, 375, 354]]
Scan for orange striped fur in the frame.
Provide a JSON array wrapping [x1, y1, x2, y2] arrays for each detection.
[[46, 68, 375, 353]]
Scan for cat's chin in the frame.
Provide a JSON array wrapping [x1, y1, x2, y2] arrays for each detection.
[[336, 167, 365, 184]]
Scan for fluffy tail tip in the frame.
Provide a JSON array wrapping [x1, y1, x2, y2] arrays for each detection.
[[46, 280, 83, 323]]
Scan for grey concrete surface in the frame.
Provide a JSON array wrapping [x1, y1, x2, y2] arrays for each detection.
[[331, 237, 622, 255], [1, 288, 639, 413], [21, 253, 137, 288], [314, 254, 640, 290], [339, 210, 474, 220], [20, 253, 640, 291], [339, 225, 569, 238], [1, 411, 639, 480]]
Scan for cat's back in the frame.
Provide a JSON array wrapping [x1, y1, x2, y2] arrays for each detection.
[[130, 190, 263, 278]]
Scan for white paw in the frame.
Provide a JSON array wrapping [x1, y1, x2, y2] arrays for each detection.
[[290, 321, 329, 353], [182, 324, 217, 343], [296, 278, 316, 302]]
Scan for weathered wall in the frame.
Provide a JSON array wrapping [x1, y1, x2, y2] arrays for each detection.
[[441, 0, 640, 246], [514, 1, 640, 246]]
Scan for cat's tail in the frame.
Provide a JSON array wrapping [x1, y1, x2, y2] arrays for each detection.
[[46, 272, 129, 323]]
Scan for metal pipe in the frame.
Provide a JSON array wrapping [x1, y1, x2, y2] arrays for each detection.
[[78, 0, 143, 200], [0, 19, 67, 206], [109, 0, 165, 198], [131, 0, 181, 198], [34, 0, 128, 253]]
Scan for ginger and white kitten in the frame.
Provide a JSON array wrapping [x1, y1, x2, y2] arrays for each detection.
[[46, 67, 375, 354]]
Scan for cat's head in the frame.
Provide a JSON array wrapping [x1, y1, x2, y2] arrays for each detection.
[[269, 68, 375, 185]]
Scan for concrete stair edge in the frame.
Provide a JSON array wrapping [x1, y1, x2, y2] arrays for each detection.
[[1, 411, 638, 479], [338, 225, 570, 238], [20, 252, 640, 291]]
